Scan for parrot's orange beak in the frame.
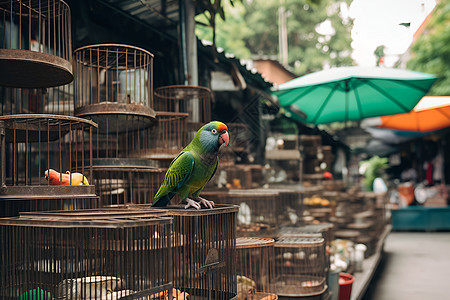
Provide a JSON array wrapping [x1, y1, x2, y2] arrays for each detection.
[[219, 131, 229, 146]]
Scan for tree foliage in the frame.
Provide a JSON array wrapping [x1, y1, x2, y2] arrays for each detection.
[[195, 0, 354, 74], [407, 1, 450, 96]]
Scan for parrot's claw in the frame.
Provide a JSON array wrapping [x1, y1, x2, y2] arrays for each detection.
[[198, 197, 215, 209], [185, 198, 201, 210]]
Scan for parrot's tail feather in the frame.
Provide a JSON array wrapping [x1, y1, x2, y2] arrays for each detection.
[[152, 192, 176, 207]]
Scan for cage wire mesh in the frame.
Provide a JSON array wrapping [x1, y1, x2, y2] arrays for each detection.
[[0, 210, 173, 299], [236, 237, 276, 298], [274, 237, 328, 297], [130, 204, 238, 300], [0, 114, 99, 216], [0, 0, 73, 88]]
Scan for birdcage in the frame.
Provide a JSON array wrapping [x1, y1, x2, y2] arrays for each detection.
[[134, 204, 238, 300], [91, 165, 165, 207], [210, 190, 280, 236], [0, 83, 74, 115], [0, 114, 99, 216], [129, 112, 189, 162], [273, 189, 302, 226], [274, 237, 328, 297], [236, 237, 276, 298], [0, 210, 173, 299], [0, 0, 73, 88], [153, 85, 212, 131], [73, 44, 156, 133]]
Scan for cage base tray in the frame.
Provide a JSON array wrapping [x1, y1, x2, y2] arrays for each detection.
[[75, 104, 156, 133], [0, 49, 73, 88], [0, 185, 97, 200]]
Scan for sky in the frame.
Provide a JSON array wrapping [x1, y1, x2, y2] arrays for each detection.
[[348, 0, 436, 67]]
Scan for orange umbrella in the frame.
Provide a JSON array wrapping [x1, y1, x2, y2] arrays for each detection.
[[375, 96, 450, 132]]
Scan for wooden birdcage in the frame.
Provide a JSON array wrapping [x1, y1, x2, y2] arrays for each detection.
[[0, 210, 173, 299], [133, 204, 239, 300], [0, 0, 73, 88], [0, 114, 99, 216], [73, 44, 156, 133], [236, 237, 276, 298], [153, 85, 212, 130], [0, 83, 74, 116], [274, 237, 328, 298]]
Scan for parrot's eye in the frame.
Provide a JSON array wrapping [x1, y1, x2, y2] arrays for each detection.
[[212, 129, 218, 134]]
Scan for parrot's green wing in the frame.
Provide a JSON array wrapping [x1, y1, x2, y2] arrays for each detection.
[[152, 151, 194, 206], [192, 157, 219, 198]]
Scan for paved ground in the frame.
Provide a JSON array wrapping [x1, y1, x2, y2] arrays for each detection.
[[362, 232, 450, 300]]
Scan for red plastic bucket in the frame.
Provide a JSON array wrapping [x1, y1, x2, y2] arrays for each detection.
[[338, 272, 355, 300]]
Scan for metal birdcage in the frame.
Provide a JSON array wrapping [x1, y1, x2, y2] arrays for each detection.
[[153, 85, 212, 130], [273, 189, 302, 226], [0, 114, 99, 216], [0, 210, 173, 299], [132, 204, 238, 300], [274, 237, 328, 298], [92, 166, 165, 207], [203, 190, 280, 237], [0, 83, 74, 116], [0, 0, 73, 88], [129, 112, 189, 161], [236, 237, 276, 297], [73, 44, 156, 133]]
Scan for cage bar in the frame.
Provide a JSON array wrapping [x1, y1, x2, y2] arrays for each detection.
[[0, 0, 73, 88], [73, 44, 156, 132], [0, 211, 173, 299], [236, 237, 276, 298], [274, 237, 328, 297]]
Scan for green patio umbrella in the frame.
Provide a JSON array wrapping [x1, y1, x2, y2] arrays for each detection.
[[272, 66, 437, 125]]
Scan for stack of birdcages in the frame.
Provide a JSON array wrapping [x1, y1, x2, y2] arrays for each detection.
[[72, 43, 166, 206], [0, 0, 99, 217]]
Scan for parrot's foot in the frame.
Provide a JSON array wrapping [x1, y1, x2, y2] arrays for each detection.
[[198, 197, 215, 209], [184, 198, 201, 209]]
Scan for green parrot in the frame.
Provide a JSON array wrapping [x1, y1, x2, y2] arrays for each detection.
[[152, 121, 230, 209]]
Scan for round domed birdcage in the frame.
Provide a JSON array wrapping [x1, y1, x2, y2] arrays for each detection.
[[73, 44, 156, 133], [0, 0, 73, 88]]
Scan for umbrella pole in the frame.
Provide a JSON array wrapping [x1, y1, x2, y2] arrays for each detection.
[[345, 79, 349, 128]]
